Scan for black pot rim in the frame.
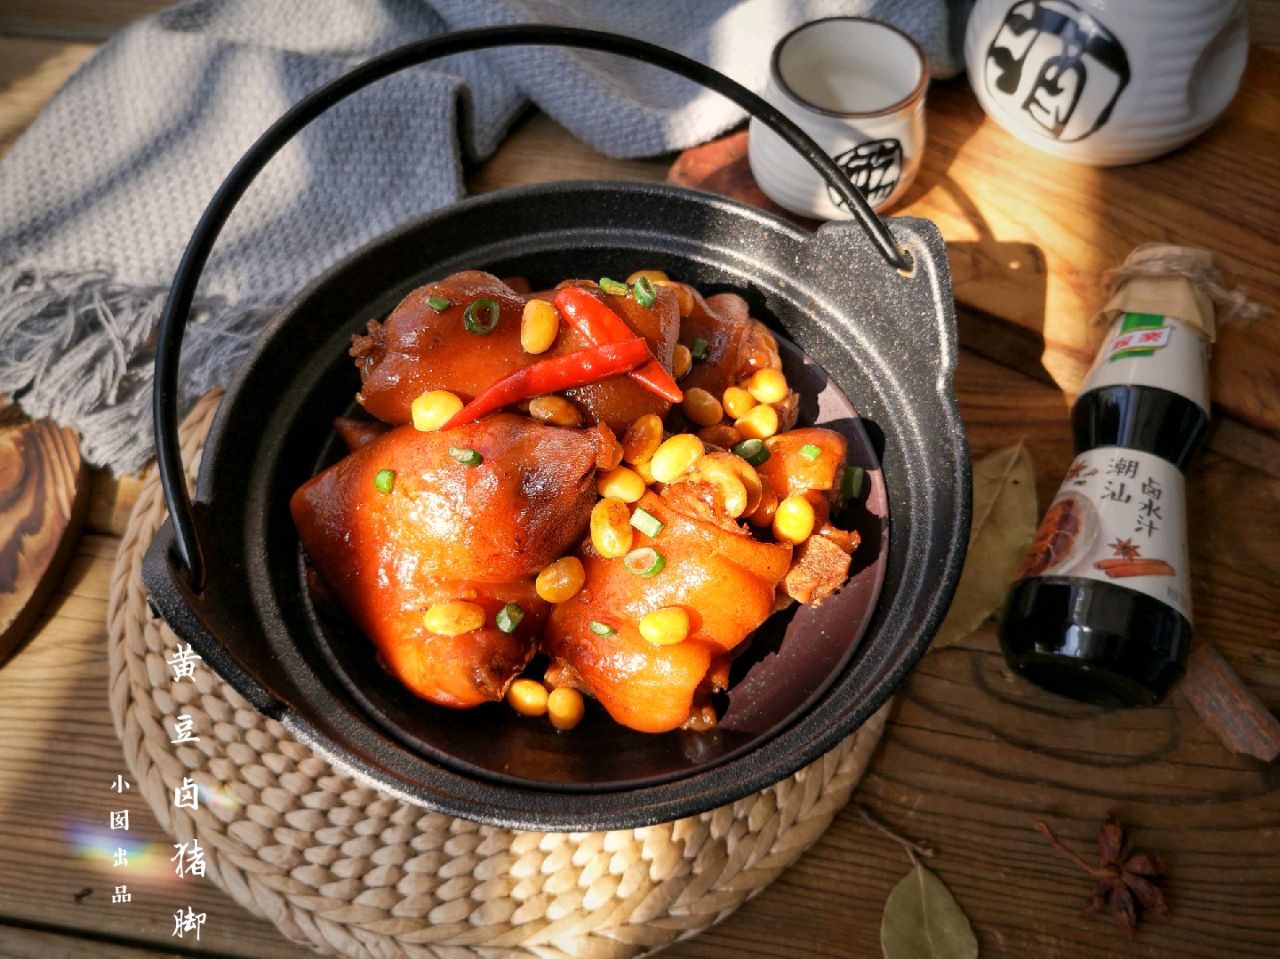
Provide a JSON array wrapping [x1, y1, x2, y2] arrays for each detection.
[[146, 180, 971, 831]]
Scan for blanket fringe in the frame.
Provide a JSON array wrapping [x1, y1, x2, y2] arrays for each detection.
[[0, 263, 276, 475]]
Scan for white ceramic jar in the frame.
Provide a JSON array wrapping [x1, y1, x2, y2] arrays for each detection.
[[748, 17, 928, 219], [965, 0, 1249, 166]]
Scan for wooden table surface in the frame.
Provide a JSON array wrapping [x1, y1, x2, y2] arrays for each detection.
[[1, 4, 1278, 958]]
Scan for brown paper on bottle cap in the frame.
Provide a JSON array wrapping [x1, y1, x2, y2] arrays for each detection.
[[1095, 244, 1217, 342]]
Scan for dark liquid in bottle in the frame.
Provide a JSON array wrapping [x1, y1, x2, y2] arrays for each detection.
[[1071, 384, 1209, 471], [999, 384, 1209, 707]]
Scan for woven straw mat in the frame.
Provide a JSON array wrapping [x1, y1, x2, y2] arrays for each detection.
[[108, 390, 891, 959]]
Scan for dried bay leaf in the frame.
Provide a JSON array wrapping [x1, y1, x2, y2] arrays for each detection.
[[932, 442, 1038, 648], [881, 863, 979, 959]]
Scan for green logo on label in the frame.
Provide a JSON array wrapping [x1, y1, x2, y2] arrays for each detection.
[[1107, 313, 1169, 362]]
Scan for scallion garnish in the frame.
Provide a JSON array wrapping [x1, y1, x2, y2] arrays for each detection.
[[623, 547, 666, 578], [632, 275, 657, 308], [690, 337, 709, 360], [426, 295, 452, 312], [495, 603, 524, 634], [841, 465, 866, 501], [589, 620, 616, 636], [732, 438, 771, 467], [799, 443, 822, 461], [599, 277, 628, 296], [449, 446, 483, 467], [463, 298, 500, 334], [629, 507, 663, 538], [373, 469, 396, 493]]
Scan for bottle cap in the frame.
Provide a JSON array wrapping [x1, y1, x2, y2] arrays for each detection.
[[1093, 244, 1218, 341]]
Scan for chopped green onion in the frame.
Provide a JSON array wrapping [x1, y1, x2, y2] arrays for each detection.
[[841, 465, 866, 501], [732, 438, 771, 467], [629, 507, 663, 538], [632, 275, 657, 308], [449, 446, 483, 467], [588, 620, 616, 637], [799, 443, 822, 461], [426, 295, 452, 312], [495, 603, 524, 634], [690, 337, 709, 360], [599, 277, 628, 296], [373, 469, 396, 493], [463, 298, 500, 334], [623, 547, 666, 578]]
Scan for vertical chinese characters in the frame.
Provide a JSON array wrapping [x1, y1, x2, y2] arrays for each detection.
[[1136, 475, 1163, 538], [1103, 455, 1138, 504], [108, 774, 132, 901], [983, 0, 1131, 142], [167, 641, 211, 942]]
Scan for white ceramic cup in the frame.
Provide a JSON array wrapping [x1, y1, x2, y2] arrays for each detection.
[[964, 0, 1249, 166], [748, 17, 928, 219]]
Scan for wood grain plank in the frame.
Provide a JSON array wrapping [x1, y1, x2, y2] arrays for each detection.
[[1251, 0, 1280, 48], [87, 471, 143, 539], [854, 638, 1280, 959], [0, 922, 203, 958], [0, 536, 319, 959], [907, 52, 1280, 435], [0, 37, 96, 159], [0, 0, 168, 42], [673, 65, 1279, 440]]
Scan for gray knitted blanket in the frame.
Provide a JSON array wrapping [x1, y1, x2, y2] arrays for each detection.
[[0, 0, 969, 474]]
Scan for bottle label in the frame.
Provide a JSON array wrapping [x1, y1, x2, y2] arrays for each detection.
[[1079, 313, 1210, 414], [1016, 446, 1191, 622]]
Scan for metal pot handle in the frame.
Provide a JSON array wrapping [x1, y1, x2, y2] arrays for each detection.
[[156, 24, 914, 592]]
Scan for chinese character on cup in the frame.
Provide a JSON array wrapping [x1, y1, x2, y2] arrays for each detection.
[[749, 17, 928, 218]]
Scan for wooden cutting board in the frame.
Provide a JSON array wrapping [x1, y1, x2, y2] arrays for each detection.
[[0, 402, 88, 664]]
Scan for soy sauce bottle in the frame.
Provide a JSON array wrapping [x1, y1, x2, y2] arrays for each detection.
[[999, 246, 1215, 706]]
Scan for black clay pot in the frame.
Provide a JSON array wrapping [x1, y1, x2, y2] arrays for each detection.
[[142, 27, 970, 831]]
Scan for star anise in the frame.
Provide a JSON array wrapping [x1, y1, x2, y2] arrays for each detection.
[[1108, 538, 1142, 560], [1035, 817, 1169, 938]]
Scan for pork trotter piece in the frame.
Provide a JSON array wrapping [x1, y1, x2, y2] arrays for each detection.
[[544, 490, 791, 732], [351, 271, 680, 431], [291, 414, 607, 707]]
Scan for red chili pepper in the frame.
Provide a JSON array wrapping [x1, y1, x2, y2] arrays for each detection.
[[441, 337, 652, 429], [552, 287, 684, 404]]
